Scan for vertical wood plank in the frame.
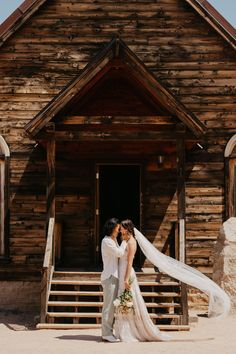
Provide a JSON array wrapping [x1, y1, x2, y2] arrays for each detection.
[[46, 124, 55, 269], [225, 156, 230, 219], [4, 156, 10, 258], [226, 158, 236, 219], [0, 156, 10, 258], [95, 164, 100, 267], [0, 160, 4, 256], [176, 132, 189, 325], [46, 124, 55, 222], [177, 135, 186, 263]]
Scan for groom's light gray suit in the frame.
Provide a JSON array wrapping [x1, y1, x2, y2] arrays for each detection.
[[101, 237, 127, 337]]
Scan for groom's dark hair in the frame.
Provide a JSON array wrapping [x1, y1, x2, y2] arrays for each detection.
[[103, 218, 120, 236]]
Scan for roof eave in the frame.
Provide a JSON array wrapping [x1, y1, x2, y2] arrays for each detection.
[[185, 0, 236, 50], [0, 0, 47, 46]]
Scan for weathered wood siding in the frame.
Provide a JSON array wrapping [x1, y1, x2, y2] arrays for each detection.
[[9, 148, 46, 267], [56, 150, 94, 267], [0, 0, 235, 276]]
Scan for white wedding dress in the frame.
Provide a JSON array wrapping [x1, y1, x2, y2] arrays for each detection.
[[114, 246, 171, 342], [114, 227, 230, 342]]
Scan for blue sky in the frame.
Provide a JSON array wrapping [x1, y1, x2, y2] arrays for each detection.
[[0, 0, 235, 27]]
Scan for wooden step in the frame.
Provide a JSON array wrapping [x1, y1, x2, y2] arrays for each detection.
[[48, 301, 180, 308], [37, 323, 101, 329], [141, 292, 180, 297], [50, 290, 103, 296], [47, 312, 180, 319], [160, 325, 190, 331], [53, 271, 179, 283], [49, 290, 180, 297], [51, 280, 101, 286], [48, 312, 101, 318], [37, 323, 189, 331], [51, 279, 180, 287], [43, 271, 187, 332]]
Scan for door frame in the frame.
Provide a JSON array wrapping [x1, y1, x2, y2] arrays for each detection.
[[95, 162, 143, 266]]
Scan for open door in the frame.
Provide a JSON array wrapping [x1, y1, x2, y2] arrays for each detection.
[[96, 164, 141, 267]]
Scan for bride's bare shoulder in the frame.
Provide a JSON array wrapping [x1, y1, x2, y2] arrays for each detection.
[[127, 237, 137, 249]]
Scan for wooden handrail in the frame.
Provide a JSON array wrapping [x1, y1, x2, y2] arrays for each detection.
[[40, 217, 55, 323], [43, 217, 55, 268]]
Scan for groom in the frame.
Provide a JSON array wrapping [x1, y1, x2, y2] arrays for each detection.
[[101, 218, 127, 342]]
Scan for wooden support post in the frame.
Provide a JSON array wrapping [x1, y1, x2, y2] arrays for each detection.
[[4, 156, 10, 258], [176, 131, 189, 325], [0, 155, 10, 258], [46, 125, 55, 220], [46, 123, 55, 264], [225, 157, 229, 219], [177, 136, 186, 263]]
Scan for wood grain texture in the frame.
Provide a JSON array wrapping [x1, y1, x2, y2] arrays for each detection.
[[0, 0, 235, 278]]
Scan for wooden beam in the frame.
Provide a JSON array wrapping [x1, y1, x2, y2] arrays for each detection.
[[225, 156, 230, 220], [4, 156, 10, 257], [57, 115, 176, 125], [55, 124, 177, 132], [0, 156, 10, 258], [46, 124, 55, 222], [37, 129, 192, 142], [177, 135, 186, 263], [176, 131, 189, 325], [227, 158, 236, 219]]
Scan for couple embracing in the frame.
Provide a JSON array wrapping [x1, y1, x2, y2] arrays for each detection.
[[101, 218, 230, 343]]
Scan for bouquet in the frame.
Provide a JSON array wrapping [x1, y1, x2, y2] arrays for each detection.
[[113, 279, 134, 315]]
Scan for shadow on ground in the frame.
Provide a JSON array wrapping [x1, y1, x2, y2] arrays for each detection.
[[56, 334, 102, 342]]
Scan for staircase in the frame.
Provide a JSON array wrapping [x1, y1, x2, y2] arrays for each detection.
[[37, 270, 189, 330]]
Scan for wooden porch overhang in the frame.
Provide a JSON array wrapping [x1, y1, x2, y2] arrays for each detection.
[[37, 119, 195, 142], [24, 38, 207, 140]]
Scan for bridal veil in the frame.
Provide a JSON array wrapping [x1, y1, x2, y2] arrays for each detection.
[[134, 228, 230, 318]]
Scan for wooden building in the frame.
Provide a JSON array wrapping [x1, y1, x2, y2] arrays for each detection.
[[0, 0, 235, 329]]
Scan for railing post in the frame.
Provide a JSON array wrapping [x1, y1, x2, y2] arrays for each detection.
[[46, 123, 55, 226], [40, 218, 55, 323], [176, 129, 189, 325]]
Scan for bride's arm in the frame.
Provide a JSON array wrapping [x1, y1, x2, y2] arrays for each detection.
[[124, 241, 136, 290]]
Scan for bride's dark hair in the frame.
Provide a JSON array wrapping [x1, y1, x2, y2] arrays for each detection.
[[120, 219, 135, 237]]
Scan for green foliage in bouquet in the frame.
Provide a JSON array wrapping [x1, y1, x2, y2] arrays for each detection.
[[113, 278, 135, 315]]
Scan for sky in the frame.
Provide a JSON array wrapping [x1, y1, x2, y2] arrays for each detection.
[[0, 0, 235, 27]]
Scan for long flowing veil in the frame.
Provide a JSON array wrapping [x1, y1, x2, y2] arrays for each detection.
[[134, 227, 230, 318]]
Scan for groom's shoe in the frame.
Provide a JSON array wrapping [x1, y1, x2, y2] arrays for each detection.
[[102, 335, 120, 343]]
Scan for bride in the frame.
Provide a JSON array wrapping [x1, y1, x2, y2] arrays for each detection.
[[114, 219, 230, 342]]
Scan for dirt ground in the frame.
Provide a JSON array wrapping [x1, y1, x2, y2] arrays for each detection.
[[0, 312, 236, 354]]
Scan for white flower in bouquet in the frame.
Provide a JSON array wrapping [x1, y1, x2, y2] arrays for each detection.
[[114, 288, 135, 315], [113, 298, 121, 307]]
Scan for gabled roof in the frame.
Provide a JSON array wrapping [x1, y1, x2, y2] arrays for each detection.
[[0, 0, 235, 49], [24, 38, 206, 137]]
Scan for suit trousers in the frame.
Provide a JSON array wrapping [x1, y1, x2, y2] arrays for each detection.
[[101, 275, 119, 337]]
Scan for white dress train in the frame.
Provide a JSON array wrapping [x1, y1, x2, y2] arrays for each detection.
[[114, 248, 171, 342]]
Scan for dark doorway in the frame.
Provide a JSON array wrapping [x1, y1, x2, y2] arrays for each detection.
[[96, 164, 141, 267]]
